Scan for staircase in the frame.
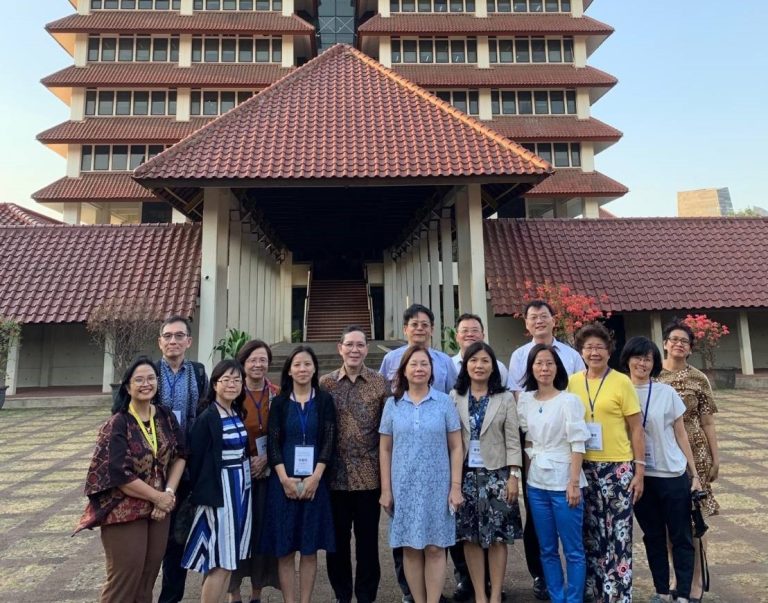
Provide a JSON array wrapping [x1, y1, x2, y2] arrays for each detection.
[[305, 278, 372, 342]]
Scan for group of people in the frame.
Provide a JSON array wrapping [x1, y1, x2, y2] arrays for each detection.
[[75, 301, 720, 603]]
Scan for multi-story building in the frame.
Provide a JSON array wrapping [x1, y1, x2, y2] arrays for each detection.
[[677, 187, 734, 217]]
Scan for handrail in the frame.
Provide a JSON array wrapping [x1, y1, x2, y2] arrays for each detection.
[[364, 264, 375, 339], [302, 267, 311, 342]]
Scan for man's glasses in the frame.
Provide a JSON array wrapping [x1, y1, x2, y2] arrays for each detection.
[[407, 321, 431, 330], [161, 332, 189, 341]]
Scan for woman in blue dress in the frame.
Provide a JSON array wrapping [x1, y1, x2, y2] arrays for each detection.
[[260, 345, 336, 603], [379, 345, 464, 603], [183, 359, 252, 603]]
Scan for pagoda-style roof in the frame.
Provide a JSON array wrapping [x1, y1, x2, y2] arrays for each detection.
[[488, 116, 622, 144], [38, 118, 214, 147], [525, 169, 627, 198], [0, 223, 201, 323], [134, 44, 551, 189], [32, 173, 158, 204], [484, 217, 768, 314], [0, 203, 61, 226]]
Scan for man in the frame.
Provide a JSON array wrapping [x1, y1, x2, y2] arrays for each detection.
[[379, 304, 459, 603], [451, 313, 509, 384], [506, 300, 585, 601], [155, 315, 208, 603], [320, 326, 389, 603]]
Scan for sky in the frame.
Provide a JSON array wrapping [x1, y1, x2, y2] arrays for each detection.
[[1, 2, 766, 219]]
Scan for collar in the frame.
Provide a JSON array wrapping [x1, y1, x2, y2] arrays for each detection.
[[529, 336, 563, 349], [402, 387, 436, 404], [160, 357, 187, 373], [337, 364, 371, 382]]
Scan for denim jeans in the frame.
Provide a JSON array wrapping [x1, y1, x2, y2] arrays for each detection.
[[527, 485, 586, 603]]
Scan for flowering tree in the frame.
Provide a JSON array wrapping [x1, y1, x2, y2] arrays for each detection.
[[682, 313, 730, 370], [516, 280, 610, 345]]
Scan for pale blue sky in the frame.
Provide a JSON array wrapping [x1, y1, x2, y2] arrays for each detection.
[[1, 2, 766, 218]]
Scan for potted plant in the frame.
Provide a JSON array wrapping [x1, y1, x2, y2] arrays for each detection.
[[213, 328, 251, 360], [0, 315, 22, 409]]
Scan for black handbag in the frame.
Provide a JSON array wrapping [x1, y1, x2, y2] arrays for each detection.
[[173, 497, 195, 546]]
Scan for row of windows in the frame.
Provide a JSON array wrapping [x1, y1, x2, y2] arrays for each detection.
[[492, 89, 576, 115], [390, 0, 475, 12], [193, 0, 282, 9], [85, 90, 177, 116], [81, 144, 169, 171], [190, 90, 256, 115], [487, 0, 571, 12], [433, 90, 480, 115], [520, 142, 581, 167], [191, 36, 282, 63], [87, 35, 179, 63], [489, 36, 574, 63], [91, 0, 180, 8], [89, 0, 281, 9], [392, 38, 478, 64]]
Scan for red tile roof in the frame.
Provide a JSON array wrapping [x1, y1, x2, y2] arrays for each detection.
[[42, 63, 291, 89], [487, 116, 622, 142], [38, 118, 214, 144], [47, 10, 314, 34], [526, 169, 627, 198], [392, 64, 617, 88], [484, 217, 768, 313], [134, 44, 551, 184], [0, 223, 201, 323], [359, 14, 613, 36], [32, 173, 159, 203], [0, 203, 61, 226]]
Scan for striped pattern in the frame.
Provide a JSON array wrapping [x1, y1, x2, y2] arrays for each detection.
[[183, 415, 252, 573]]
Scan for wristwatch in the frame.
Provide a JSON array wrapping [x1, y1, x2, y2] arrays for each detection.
[[509, 468, 522, 480]]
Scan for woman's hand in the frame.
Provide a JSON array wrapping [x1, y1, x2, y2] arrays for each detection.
[[281, 476, 301, 500], [505, 475, 519, 504], [449, 483, 464, 511], [379, 489, 394, 517], [690, 474, 702, 492], [250, 454, 268, 478], [566, 482, 581, 508], [708, 460, 720, 482], [151, 506, 168, 521], [628, 472, 644, 503], [299, 474, 320, 501], [153, 490, 175, 513]]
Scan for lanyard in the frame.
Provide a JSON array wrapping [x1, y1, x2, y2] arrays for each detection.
[[642, 380, 653, 429], [129, 403, 158, 456], [245, 382, 269, 432], [164, 369, 183, 400], [585, 368, 611, 420], [292, 390, 315, 445]]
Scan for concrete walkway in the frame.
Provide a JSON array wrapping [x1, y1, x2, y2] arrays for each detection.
[[0, 389, 766, 602]]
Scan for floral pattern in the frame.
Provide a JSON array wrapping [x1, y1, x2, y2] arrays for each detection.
[[456, 467, 522, 547]]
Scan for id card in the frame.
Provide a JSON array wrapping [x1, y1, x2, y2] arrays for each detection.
[[254, 435, 268, 457], [585, 422, 604, 451], [643, 432, 657, 469], [293, 445, 315, 476], [172, 410, 182, 425], [468, 439, 484, 468]]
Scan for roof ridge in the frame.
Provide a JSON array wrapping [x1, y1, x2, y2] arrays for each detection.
[[502, 216, 768, 223]]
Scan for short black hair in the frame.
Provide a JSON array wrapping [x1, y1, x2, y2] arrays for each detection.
[[200, 358, 247, 417], [663, 320, 696, 351], [339, 325, 368, 343], [112, 355, 158, 414], [523, 300, 555, 318], [453, 341, 506, 396], [619, 336, 662, 379], [403, 304, 434, 326], [521, 344, 569, 392], [236, 339, 273, 365], [574, 322, 614, 353], [160, 315, 191, 336], [280, 345, 321, 393], [455, 313, 484, 331]]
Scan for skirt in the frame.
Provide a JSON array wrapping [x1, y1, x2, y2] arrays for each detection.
[[456, 466, 522, 548]]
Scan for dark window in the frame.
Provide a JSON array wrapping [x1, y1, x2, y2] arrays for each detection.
[[419, 39, 433, 63], [501, 91, 515, 114], [545, 0, 559, 11], [434, 0, 447, 10], [450, 0, 464, 11], [450, 39, 465, 63], [489, 39, 497, 63], [468, 90, 479, 115], [515, 38, 529, 62], [168, 91, 177, 115], [566, 90, 576, 113], [403, 40, 417, 63], [497, 0, 511, 10], [220, 91, 236, 113], [553, 143, 569, 166], [203, 91, 218, 115], [151, 91, 166, 115], [563, 38, 574, 62], [104, 0, 119, 7], [133, 91, 149, 115], [435, 39, 449, 63], [81, 145, 93, 171], [466, 39, 477, 62], [206, 0, 221, 8], [491, 90, 500, 114], [562, 0, 570, 10], [190, 91, 201, 115], [85, 90, 97, 115], [192, 38, 202, 62], [221, 38, 236, 62], [223, 0, 237, 7], [453, 91, 467, 112], [391, 0, 400, 11], [518, 90, 532, 114], [255, 39, 270, 62], [91, 0, 103, 8], [123, 0, 137, 8], [550, 90, 565, 114], [112, 145, 128, 171], [136, 37, 151, 61], [88, 37, 100, 61], [156, 0, 170, 8], [272, 38, 282, 62], [153, 38, 169, 62], [118, 38, 134, 62], [204, 38, 219, 62], [538, 143, 553, 163], [93, 145, 110, 171], [130, 145, 145, 169], [241, 0, 255, 9], [239, 38, 253, 62], [391, 39, 401, 63], [98, 91, 114, 115], [138, 0, 151, 7], [237, 91, 253, 103], [194, 0, 203, 8], [116, 91, 132, 115], [534, 91, 549, 114], [435, 91, 451, 103], [402, 0, 415, 10], [101, 38, 117, 61], [499, 39, 513, 62], [170, 38, 179, 61], [547, 39, 562, 62], [529, 0, 542, 11], [255, 0, 269, 8], [513, 0, 526, 10], [570, 143, 581, 166], [418, 0, 431, 11], [531, 38, 546, 62], [148, 145, 164, 159]]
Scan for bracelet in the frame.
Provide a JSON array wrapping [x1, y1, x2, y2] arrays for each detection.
[[165, 487, 175, 495], [633, 459, 647, 466]]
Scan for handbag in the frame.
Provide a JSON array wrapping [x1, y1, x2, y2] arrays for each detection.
[[173, 497, 196, 546]]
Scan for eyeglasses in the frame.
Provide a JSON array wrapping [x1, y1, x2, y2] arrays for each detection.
[[217, 377, 243, 386], [667, 336, 691, 346], [161, 332, 189, 341], [457, 328, 482, 336], [407, 321, 432, 330], [583, 345, 608, 352], [245, 357, 269, 365], [526, 313, 552, 322], [131, 376, 158, 385], [341, 342, 367, 350]]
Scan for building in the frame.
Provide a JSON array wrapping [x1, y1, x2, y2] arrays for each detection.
[[677, 187, 733, 217]]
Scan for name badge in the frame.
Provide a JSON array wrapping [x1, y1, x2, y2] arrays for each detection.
[[294, 445, 315, 476], [172, 410, 182, 425], [254, 435, 268, 457], [468, 439, 484, 468], [585, 422, 604, 451], [644, 432, 657, 469]]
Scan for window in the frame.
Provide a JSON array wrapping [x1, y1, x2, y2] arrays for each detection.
[[81, 144, 171, 171], [87, 35, 179, 63], [489, 0, 568, 10], [91, 0, 181, 8], [392, 37, 478, 64], [84, 89, 177, 116], [193, 0, 281, 9], [432, 90, 479, 115], [489, 36, 574, 63], [190, 89, 258, 115], [391, 0, 474, 11], [490, 89, 576, 115], [192, 36, 282, 63], [520, 142, 581, 167]]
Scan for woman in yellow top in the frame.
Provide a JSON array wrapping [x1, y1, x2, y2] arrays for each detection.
[[567, 323, 644, 603]]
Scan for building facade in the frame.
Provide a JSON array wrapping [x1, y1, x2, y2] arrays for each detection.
[[677, 187, 734, 217]]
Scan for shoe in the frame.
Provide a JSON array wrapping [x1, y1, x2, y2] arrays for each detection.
[[452, 581, 473, 602], [533, 577, 550, 601], [484, 584, 508, 600], [583, 589, 596, 603], [402, 596, 414, 603], [670, 590, 678, 601], [649, 595, 666, 603]]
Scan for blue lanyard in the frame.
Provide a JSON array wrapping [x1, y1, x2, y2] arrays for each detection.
[[585, 368, 611, 420], [164, 369, 183, 400], [642, 380, 653, 429], [292, 390, 315, 445], [245, 383, 269, 432]]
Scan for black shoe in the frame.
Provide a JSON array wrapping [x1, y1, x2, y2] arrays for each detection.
[[484, 585, 508, 600], [401, 596, 414, 603], [533, 577, 550, 601], [452, 581, 473, 602]]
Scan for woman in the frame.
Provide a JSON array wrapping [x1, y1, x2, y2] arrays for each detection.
[[518, 344, 590, 603], [259, 345, 336, 603], [379, 345, 464, 603], [620, 336, 700, 603], [228, 339, 281, 603], [450, 341, 522, 603], [76, 356, 186, 603], [182, 359, 252, 603], [658, 320, 720, 602], [567, 323, 644, 603]]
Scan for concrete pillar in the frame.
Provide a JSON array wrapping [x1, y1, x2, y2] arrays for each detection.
[[179, 35, 192, 67], [180, 0, 193, 15], [272, 260, 281, 343], [419, 236, 430, 308], [650, 312, 663, 352], [475, 0, 487, 17], [62, 203, 82, 225], [477, 36, 490, 69], [248, 243, 259, 339], [378, 0, 390, 17], [574, 38, 587, 67], [172, 209, 187, 223], [101, 333, 115, 393], [282, 0, 295, 16], [571, 0, 584, 17], [478, 89, 493, 121], [582, 198, 599, 218], [176, 88, 191, 122], [239, 235, 252, 335], [77, 0, 90, 14], [440, 213, 455, 330], [379, 38, 392, 68], [428, 223, 442, 343], [4, 334, 20, 396], [39, 327, 55, 388], [738, 311, 754, 375], [282, 36, 294, 68], [74, 33, 88, 66], [71, 89, 85, 121], [255, 249, 266, 340], [280, 251, 293, 342], [395, 255, 406, 332], [227, 213, 242, 330], [66, 145, 81, 178], [581, 142, 595, 172], [384, 253, 397, 339], [198, 188, 233, 374], [455, 185, 488, 331], [576, 88, 590, 119]]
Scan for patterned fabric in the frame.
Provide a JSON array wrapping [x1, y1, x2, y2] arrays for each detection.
[[582, 460, 634, 603], [456, 466, 522, 547], [657, 365, 720, 516], [467, 392, 490, 439], [320, 366, 389, 491], [182, 415, 252, 572], [157, 359, 199, 432], [76, 405, 186, 532]]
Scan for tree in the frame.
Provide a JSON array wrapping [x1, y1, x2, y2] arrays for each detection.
[[0, 315, 22, 387], [682, 314, 730, 370]]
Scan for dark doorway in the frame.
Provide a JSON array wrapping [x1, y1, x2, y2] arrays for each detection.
[[605, 314, 627, 369]]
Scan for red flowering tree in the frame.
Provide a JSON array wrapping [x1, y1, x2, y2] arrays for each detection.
[[516, 280, 610, 345], [682, 314, 730, 370]]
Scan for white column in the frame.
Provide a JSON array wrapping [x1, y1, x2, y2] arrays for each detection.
[[176, 88, 191, 121], [172, 209, 187, 223], [379, 38, 392, 68], [70, 89, 85, 121], [571, 0, 584, 17], [62, 203, 82, 225], [272, 260, 281, 343], [440, 214, 455, 330], [477, 36, 490, 69], [77, 0, 90, 14], [574, 37, 587, 67], [180, 0, 194, 15], [66, 145, 81, 177], [74, 33, 88, 66], [282, 36, 294, 68], [576, 88, 591, 119], [478, 88, 493, 120], [227, 213, 242, 330], [738, 311, 754, 375], [475, 0, 487, 17], [419, 236, 430, 307], [249, 243, 259, 338], [4, 334, 20, 396], [650, 312, 663, 352], [455, 185, 488, 330], [179, 35, 193, 67], [39, 327, 55, 388], [239, 235, 252, 335], [428, 223, 442, 343], [280, 251, 293, 342], [582, 198, 599, 218], [255, 249, 266, 340], [101, 333, 115, 393], [395, 255, 406, 332], [378, 0, 390, 17], [198, 188, 233, 374], [282, 0, 295, 16], [384, 252, 397, 339], [581, 142, 595, 172]]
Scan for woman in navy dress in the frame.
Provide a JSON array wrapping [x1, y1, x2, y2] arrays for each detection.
[[260, 345, 336, 603]]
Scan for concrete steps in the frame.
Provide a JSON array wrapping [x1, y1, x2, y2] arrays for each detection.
[[305, 279, 372, 342]]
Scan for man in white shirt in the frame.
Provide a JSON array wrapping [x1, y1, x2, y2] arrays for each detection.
[[506, 300, 585, 601], [451, 313, 509, 384]]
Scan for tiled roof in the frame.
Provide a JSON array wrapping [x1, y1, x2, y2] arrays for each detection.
[[0, 223, 201, 323], [0, 203, 61, 226], [32, 173, 158, 203], [525, 169, 627, 197], [38, 118, 213, 144], [484, 217, 768, 314], [46, 10, 314, 34], [392, 64, 617, 88], [359, 14, 613, 36], [134, 44, 551, 183], [42, 63, 291, 88], [487, 116, 622, 142]]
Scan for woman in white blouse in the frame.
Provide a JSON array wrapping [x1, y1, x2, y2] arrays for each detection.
[[518, 344, 590, 603]]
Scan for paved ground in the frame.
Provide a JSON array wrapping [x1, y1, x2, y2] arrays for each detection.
[[1, 389, 766, 602]]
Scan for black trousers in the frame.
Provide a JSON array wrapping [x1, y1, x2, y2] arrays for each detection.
[[520, 429, 545, 582], [158, 479, 190, 603], [634, 474, 694, 599], [327, 489, 382, 603]]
